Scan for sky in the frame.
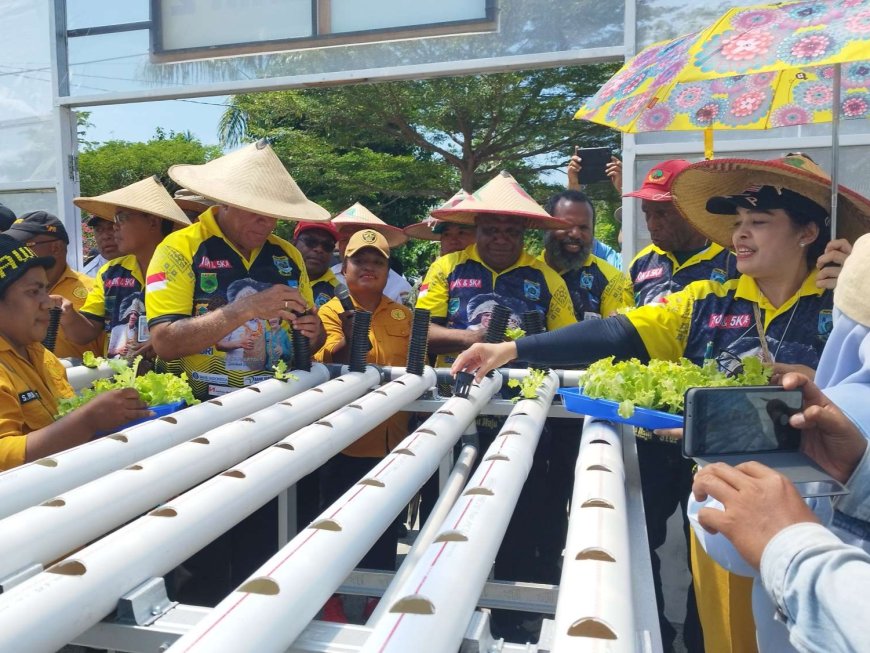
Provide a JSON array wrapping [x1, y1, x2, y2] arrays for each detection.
[[83, 96, 228, 147]]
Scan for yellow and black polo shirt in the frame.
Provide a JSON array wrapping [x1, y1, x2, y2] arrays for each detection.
[[310, 268, 340, 308], [145, 207, 312, 399], [80, 254, 144, 356], [539, 251, 633, 320]]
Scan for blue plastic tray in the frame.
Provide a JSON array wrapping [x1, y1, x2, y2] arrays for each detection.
[[96, 400, 187, 436], [558, 387, 684, 430]]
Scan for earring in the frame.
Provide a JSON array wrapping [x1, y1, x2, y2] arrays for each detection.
[[798, 242, 806, 248]]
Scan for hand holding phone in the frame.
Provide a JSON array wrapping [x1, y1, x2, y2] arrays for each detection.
[[573, 147, 612, 184]]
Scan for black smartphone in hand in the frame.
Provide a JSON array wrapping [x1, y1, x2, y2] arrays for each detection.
[[575, 147, 613, 184]]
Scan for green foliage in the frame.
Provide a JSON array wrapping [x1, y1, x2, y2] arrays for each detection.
[[220, 65, 621, 279], [582, 356, 773, 417], [507, 368, 549, 401], [57, 356, 199, 417], [272, 360, 299, 382], [78, 130, 222, 199]]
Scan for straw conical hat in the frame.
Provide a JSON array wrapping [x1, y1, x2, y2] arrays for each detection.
[[835, 233, 870, 327], [168, 140, 329, 222], [404, 190, 472, 241], [331, 203, 407, 248], [173, 188, 214, 215], [671, 155, 870, 248], [432, 171, 568, 230], [74, 176, 191, 226]]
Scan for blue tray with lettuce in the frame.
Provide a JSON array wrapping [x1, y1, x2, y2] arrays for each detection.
[[58, 353, 199, 432], [559, 356, 771, 430]]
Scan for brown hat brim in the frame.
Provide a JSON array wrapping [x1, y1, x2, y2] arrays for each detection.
[[430, 207, 570, 230], [671, 158, 870, 248]]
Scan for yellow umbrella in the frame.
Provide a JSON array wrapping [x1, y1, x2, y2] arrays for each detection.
[[575, 0, 870, 236]]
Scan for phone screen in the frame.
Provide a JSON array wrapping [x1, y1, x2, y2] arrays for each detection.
[[684, 386, 802, 456], [575, 147, 612, 184]]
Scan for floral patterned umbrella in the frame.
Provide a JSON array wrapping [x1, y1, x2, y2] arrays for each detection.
[[575, 0, 870, 234]]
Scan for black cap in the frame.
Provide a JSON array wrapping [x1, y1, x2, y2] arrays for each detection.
[[0, 235, 55, 296], [706, 185, 829, 224], [4, 211, 69, 244], [0, 204, 15, 232]]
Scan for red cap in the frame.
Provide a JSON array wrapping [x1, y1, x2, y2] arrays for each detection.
[[623, 159, 691, 202], [293, 221, 339, 240]]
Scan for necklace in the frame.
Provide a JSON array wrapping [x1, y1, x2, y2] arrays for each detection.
[[752, 298, 800, 365]]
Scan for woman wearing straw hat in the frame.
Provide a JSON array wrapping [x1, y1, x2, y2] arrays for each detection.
[[451, 154, 870, 652], [145, 140, 329, 402], [403, 190, 477, 258], [0, 235, 151, 471], [59, 176, 191, 363]]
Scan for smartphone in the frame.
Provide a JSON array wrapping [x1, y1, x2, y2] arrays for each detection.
[[574, 146, 613, 184], [683, 386, 802, 458]]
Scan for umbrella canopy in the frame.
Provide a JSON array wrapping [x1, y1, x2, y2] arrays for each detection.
[[576, 0, 870, 238]]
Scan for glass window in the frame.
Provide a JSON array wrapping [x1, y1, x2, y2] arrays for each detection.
[[329, 0, 488, 34], [0, 191, 59, 218], [66, 0, 150, 31], [636, 0, 755, 48], [0, 120, 57, 184]]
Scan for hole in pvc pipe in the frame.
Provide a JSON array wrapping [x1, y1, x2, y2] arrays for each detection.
[[589, 439, 611, 446], [358, 478, 385, 487], [191, 437, 210, 444], [274, 443, 294, 450], [207, 399, 223, 406], [373, 389, 388, 396], [222, 470, 246, 479], [567, 617, 618, 640], [587, 464, 612, 473], [315, 420, 333, 428], [484, 453, 510, 462], [150, 507, 178, 517], [416, 428, 437, 436], [279, 401, 293, 407], [394, 448, 415, 456], [40, 498, 65, 507], [436, 409, 454, 416], [247, 386, 261, 393], [513, 412, 529, 417], [312, 387, 325, 393], [240, 417, 256, 423], [48, 560, 86, 576], [348, 404, 363, 410], [126, 464, 143, 471], [501, 430, 521, 436], [576, 547, 616, 562], [108, 434, 128, 443], [239, 577, 280, 595], [390, 595, 435, 615], [35, 458, 58, 468], [160, 416, 178, 424], [581, 498, 615, 509], [434, 530, 467, 543], [310, 519, 341, 531], [463, 487, 493, 496], [394, 379, 406, 386]]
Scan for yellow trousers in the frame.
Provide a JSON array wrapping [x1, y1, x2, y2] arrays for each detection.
[[690, 530, 758, 653]]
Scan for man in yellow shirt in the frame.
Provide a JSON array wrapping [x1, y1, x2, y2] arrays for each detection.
[[0, 235, 149, 470], [4, 211, 103, 360]]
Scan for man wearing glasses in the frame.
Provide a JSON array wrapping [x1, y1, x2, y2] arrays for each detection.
[[293, 221, 340, 308], [3, 211, 103, 360]]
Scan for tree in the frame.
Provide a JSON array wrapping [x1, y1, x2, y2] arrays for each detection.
[[78, 130, 222, 199], [220, 65, 621, 276]]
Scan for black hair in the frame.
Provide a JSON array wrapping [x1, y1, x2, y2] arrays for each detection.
[[545, 190, 596, 227], [160, 219, 175, 237], [785, 207, 830, 266]]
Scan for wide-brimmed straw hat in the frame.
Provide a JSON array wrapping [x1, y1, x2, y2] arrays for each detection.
[[431, 171, 568, 230], [74, 176, 191, 226], [835, 233, 870, 327], [405, 189, 472, 241], [332, 203, 407, 248], [671, 155, 870, 248], [168, 140, 329, 222], [173, 188, 214, 215]]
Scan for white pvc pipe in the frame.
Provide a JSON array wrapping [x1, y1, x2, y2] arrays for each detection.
[[0, 366, 378, 584], [362, 372, 559, 653], [65, 362, 117, 391], [167, 372, 501, 653], [0, 365, 330, 520], [0, 370, 436, 653], [367, 444, 479, 626], [552, 419, 635, 652]]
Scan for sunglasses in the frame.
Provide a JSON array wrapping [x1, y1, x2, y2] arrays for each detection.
[[298, 235, 335, 252]]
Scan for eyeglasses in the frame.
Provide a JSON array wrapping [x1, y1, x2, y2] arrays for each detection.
[[298, 235, 335, 252], [113, 212, 134, 225], [24, 238, 59, 248]]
